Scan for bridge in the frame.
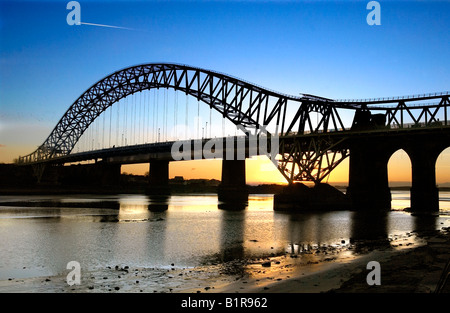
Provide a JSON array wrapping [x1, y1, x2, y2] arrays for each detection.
[[15, 63, 450, 212]]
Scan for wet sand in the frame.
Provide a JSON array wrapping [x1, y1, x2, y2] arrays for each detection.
[[1, 227, 448, 293]]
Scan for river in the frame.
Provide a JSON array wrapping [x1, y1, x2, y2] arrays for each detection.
[[0, 191, 449, 282]]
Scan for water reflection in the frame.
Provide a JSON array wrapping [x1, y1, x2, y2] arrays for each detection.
[[148, 195, 169, 212], [218, 201, 248, 210], [218, 193, 249, 211], [276, 211, 353, 254], [412, 213, 438, 236], [350, 211, 390, 252], [219, 209, 245, 263], [0, 192, 449, 281], [115, 196, 168, 268]]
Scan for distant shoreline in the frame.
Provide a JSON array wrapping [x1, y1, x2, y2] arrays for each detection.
[[1, 184, 449, 197], [2, 171, 450, 195]]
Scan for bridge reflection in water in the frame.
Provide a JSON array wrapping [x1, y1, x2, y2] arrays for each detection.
[[114, 193, 445, 260], [0, 193, 447, 282]]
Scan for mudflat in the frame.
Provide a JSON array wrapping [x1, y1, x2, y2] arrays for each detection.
[[1, 227, 448, 293]]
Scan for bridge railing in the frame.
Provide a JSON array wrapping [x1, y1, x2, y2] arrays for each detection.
[[334, 91, 449, 104], [388, 121, 446, 129]]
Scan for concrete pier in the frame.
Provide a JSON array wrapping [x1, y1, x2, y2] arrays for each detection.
[[273, 183, 350, 211], [406, 144, 440, 212], [148, 160, 170, 194], [346, 138, 392, 211], [218, 159, 248, 204]]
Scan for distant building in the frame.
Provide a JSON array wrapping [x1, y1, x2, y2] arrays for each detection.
[[171, 176, 186, 185]]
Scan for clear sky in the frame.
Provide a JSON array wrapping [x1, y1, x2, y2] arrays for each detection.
[[0, 0, 449, 184]]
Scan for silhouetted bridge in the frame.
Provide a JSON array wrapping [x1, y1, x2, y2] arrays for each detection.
[[16, 63, 450, 211]]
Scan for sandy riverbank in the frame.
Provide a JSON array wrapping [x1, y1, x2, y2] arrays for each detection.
[[198, 226, 450, 293], [1, 226, 448, 293]]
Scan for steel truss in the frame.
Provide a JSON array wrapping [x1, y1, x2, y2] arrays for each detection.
[[373, 96, 450, 129], [277, 135, 349, 183], [16, 63, 449, 184], [19, 63, 303, 163]]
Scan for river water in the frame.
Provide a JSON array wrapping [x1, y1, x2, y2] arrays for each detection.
[[0, 191, 449, 281]]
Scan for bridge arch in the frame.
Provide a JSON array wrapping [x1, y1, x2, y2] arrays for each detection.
[[436, 147, 450, 211], [401, 138, 450, 211], [387, 148, 412, 210], [19, 63, 302, 163], [437, 146, 450, 186]]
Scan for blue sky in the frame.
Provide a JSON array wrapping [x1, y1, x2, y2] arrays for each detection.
[[0, 0, 449, 165]]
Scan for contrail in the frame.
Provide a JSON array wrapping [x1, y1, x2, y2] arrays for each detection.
[[80, 22, 136, 31]]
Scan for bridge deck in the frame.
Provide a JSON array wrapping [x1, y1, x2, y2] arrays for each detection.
[[20, 125, 450, 166]]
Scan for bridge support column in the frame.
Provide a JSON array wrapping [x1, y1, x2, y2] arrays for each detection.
[[347, 139, 392, 211], [148, 160, 170, 194], [407, 146, 440, 212], [273, 182, 351, 211], [218, 159, 248, 204]]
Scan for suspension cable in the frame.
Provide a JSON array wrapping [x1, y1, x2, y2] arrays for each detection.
[[197, 99, 200, 138], [138, 92, 141, 144], [174, 91, 178, 140], [134, 93, 137, 145], [156, 89, 159, 142], [124, 97, 128, 146], [153, 89, 156, 143], [185, 93, 188, 136], [116, 99, 120, 147], [165, 88, 168, 141], [164, 88, 167, 141], [109, 104, 112, 148]]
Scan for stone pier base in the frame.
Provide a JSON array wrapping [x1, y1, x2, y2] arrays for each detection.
[[273, 183, 351, 211]]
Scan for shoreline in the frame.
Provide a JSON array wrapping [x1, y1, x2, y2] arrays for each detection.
[[1, 227, 448, 293]]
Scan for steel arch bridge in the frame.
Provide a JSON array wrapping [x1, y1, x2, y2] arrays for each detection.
[[17, 63, 450, 184]]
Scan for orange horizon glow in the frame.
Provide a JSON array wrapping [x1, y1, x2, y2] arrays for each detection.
[[119, 149, 450, 185], [3, 146, 450, 185]]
